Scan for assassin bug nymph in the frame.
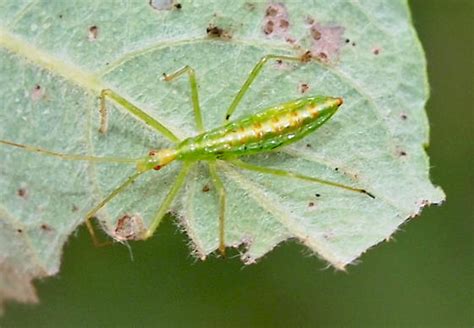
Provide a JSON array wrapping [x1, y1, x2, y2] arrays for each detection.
[[1, 54, 375, 255]]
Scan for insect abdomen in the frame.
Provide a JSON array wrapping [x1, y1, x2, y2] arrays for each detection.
[[177, 96, 342, 160]]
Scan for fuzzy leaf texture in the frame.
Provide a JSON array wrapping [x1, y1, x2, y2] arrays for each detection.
[[0, 0, 444, 311]]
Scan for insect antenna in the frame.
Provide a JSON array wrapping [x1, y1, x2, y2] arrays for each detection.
[[0, 139, 139, 164]]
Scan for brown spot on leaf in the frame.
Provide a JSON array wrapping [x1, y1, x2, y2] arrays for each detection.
[[149, 0, 180, 11], [400, 113, 408, 120], [372, 47, 381, 55], [310, 26, 322, 40], [88, 25, 99, 41], [113, 213, 146, 242], [308, 201, 315, 207], [306, 22, 344, 62], [318, 52, 328, 60], [299, 82, 310, 94], [206, 24, 232, 39], [262, 3, 290, 38], [202, 184, 211, 192], [17, 187, 28, 199], [263, 20, 274, 35], [40, 224, 53, 232], [300, 50, 313, 63], [31, 84, 44, 101]]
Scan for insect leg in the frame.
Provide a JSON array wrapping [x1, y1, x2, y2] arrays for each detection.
[[143, 162, 193, 239], [84, 170, 148, 245], [229, 159, 375, 199], [84, 216, 111, 247], [208, 162, 227, 256], [163, 66, 204, 133], [224, 54, 303, 122], [99, 89, 180, 143]]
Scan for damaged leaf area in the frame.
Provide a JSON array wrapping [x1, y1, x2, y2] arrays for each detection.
[[0, 0, 444, 311]]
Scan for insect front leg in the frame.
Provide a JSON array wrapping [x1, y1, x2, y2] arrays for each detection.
[[143, 162, 193, 239], [208, 162, 227, 256], [99, 89, 180, 143], [224, 54, 305, 122], [162, 65, 204, 133]]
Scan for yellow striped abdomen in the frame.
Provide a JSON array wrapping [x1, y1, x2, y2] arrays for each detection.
[[177, 96, 343, 160]]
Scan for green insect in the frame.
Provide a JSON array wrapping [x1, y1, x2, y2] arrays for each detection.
[[1, 54, 374, 255]]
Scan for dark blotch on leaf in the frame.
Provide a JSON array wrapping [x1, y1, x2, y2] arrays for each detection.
[[300, 50, 313, 63], [202, 184, 210, 192], [306, 22, 344, 62], [149, 0, 180, 11], [17, 188, 28, 198], [206, 24, 232, 39], [262, 3, 290, 38], [40, 224, 53, 232], [31, 84, 44, 101], [88, 25, 99, 41], [114, 213, 146, 241], [310, 26, 322, 40], [300, 83, 309, 94]]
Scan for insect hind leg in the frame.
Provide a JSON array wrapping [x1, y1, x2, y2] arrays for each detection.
[[229, 159, 375, 199]]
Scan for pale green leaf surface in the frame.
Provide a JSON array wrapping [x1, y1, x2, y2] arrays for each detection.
[[0, 0, 444, 310]]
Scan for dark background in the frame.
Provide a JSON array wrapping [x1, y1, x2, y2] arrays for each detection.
[[2, 1, 472, 327]]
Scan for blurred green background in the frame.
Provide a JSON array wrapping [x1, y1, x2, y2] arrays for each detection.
[[2, 1, 472, 327]]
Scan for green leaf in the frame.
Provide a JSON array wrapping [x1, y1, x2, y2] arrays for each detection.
[[0, 0, 444, 311]]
